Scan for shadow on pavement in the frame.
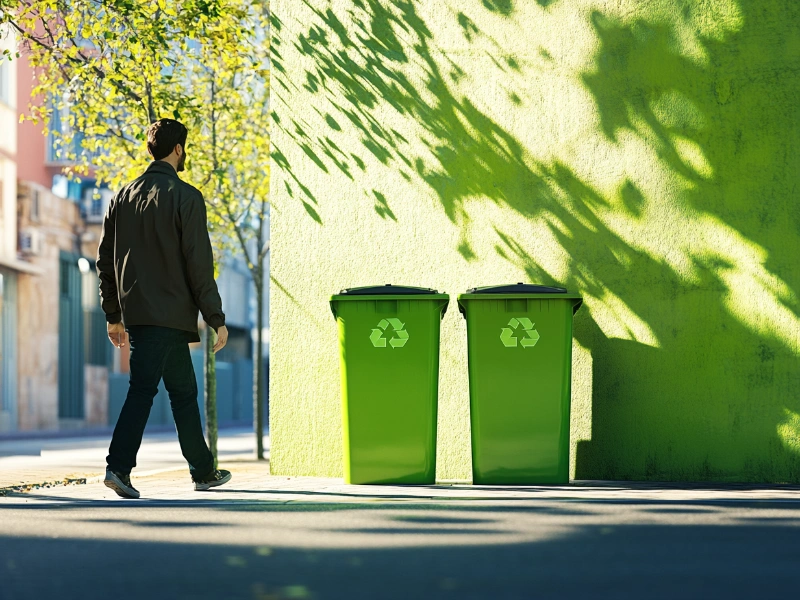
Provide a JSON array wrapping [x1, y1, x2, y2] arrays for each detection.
[[3, 520, 800, 599]]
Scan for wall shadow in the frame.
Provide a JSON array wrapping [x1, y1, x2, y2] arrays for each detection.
[[271, 0, 800, 481]]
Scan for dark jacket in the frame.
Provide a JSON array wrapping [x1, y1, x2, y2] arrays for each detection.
[[96, 161, 225, 343]]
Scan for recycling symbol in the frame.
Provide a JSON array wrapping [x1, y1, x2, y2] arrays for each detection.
[[370, 318, 410, 349], [501, 317, 540, 348]]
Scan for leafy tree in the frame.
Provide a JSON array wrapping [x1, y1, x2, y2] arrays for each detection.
[[2, 0, 271, 459]]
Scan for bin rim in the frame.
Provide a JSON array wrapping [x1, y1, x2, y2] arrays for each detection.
[[331, 293, 450, 302], [457, 292, 583, 301], [466, 283, 569, 294], [336, 284, 441, 296]]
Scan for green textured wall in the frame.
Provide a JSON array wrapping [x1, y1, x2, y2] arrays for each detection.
[[269, 0, 800, 482]]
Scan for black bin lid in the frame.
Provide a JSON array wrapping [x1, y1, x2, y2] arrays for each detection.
[[339, 284, 439, 295], [466, 283, 567, 294]]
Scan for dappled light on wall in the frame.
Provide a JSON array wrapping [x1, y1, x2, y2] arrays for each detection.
[[269, 0, 800, 482]]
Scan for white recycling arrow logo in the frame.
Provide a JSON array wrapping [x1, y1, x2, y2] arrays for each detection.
[[370, 318, 409, 349], [500, 317, 540, 348]]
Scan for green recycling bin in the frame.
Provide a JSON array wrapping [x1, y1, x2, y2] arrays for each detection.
[[458, 284, 583, 485], [330, 285, 449, 484]]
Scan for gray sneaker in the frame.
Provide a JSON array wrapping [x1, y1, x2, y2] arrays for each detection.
[[193, 469, 232, 491], [104, 469, 140, 499]]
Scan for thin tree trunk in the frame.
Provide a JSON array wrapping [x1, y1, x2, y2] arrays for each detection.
[[254, 259, 265, 460], [204, 75, 219, 468], [205, 324, 218, 468]]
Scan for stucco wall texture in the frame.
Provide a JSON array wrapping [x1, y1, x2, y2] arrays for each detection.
[[269, 0, 800, 482]]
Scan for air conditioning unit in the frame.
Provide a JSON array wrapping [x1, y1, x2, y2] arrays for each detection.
[[19, 229, 45, 256]]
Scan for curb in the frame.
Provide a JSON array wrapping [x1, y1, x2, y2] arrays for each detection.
[[1, 454, 270, 496], [0, 466, 193, 496], [0, 477, 95, 497]]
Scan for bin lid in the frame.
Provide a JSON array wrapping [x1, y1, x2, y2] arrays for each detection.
[[330, 285, 449, 319], [337, 284, 440, 295], [457, 283, 582, 316], [465, 283, 567, 294]]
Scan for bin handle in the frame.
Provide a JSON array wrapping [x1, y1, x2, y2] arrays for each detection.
[[331, 298, 450, 320], [458, 297, 582, 316]]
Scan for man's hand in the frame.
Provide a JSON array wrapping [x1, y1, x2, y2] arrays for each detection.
[[213, 325, 228, 353], [108, 322, 127, 348]]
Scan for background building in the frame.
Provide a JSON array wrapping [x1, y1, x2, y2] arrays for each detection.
[[0, 28, 269, 434], [1, 24, 44, 433]]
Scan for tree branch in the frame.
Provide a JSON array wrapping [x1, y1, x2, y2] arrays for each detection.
[[8, 9, 145, 107]]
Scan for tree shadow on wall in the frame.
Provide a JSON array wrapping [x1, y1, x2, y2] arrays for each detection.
[[271, 0, 555, 235], [495, 161, 800, 482], [566, 0, 800, 481], [271, 0, 800, 481]]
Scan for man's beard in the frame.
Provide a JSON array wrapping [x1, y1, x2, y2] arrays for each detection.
[[177, 151, 186, 172]]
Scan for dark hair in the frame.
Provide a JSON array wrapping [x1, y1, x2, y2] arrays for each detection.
[[146, 118, 188, 160]]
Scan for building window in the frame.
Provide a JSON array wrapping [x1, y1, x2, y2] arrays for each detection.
[[81, 186, 112, 223], [46, 96, 102, 166], [0, 59, 10, 106], [90, 195, 103, 218], [46, 101, 69, 163]]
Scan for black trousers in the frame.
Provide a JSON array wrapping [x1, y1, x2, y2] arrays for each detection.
[[107, 325, 214, 479]]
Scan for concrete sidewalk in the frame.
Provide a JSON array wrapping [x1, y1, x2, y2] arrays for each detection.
[[3, 466, 800, 599], [7, 460, 800, 505], [0, 428, 268, 492]]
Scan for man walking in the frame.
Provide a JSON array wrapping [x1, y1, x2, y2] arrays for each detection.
[[97, 118, 232, 499]]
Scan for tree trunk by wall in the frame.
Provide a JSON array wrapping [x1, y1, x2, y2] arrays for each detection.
[[254, 259, 265, 460], [205, 324, 218, 468]]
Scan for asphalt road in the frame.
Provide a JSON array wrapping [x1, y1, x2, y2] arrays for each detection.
[[3, 479, 800, 600]]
